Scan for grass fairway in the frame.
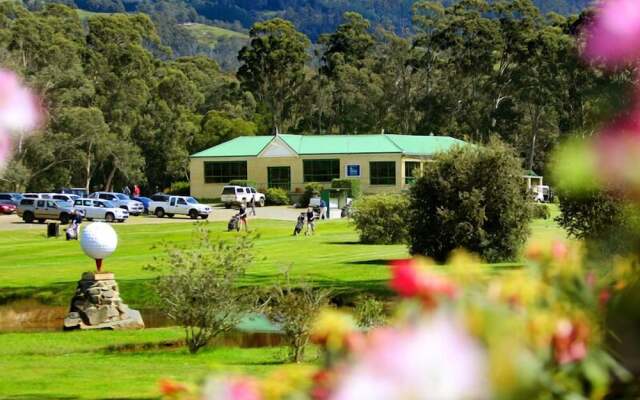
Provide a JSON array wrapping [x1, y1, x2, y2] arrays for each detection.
[[0, 328, 302, 399], [0, 219, 408, 306]]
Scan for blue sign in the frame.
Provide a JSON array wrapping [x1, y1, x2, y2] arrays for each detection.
[[346, 164, 361, 177]]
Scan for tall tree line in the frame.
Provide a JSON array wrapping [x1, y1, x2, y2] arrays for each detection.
[[0, 0, 628, 192]]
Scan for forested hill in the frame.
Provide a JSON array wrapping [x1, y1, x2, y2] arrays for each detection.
[[71, 0, 592, 41]]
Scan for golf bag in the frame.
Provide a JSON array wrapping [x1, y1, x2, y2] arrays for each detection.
[[228, 215, 240, 232], [293, 215, 305, 236], [66, 222, 78, 241]]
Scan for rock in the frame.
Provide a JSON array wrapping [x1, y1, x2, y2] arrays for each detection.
[[64, 272, 144, 330]]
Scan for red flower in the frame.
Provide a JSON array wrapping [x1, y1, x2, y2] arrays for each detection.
[[599, 289, 612, 307], [389, 259, 457, 307], [159, 378, 187, 396], [552, 319, 589, 365]]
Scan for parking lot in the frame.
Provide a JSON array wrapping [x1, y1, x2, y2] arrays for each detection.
[[0, 205, 303, 231]]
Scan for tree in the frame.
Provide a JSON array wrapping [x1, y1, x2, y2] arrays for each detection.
[[263, 270, 329, 362], [319, 12, 374, 77], [238, 18, 310, 133], [409, 141, 531, 262], [148, 223, 258, 354]]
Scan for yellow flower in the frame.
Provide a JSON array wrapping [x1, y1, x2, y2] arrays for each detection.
[[310, 309, 357, 352]]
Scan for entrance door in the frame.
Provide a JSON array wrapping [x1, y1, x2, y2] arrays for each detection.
[[268, 167, 291, 191]]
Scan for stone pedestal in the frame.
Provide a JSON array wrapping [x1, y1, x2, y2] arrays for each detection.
[[64, 272, 144, 330]]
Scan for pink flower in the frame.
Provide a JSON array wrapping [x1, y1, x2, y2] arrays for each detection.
[[0, 131, 10, 168], [552, 319, 589, 365], [390, 259, 457, 307], [0, 69, 41, 133], [203, 377, 261, 400], [551, 241, 569, 262], [594, 110, 640, 192], [331, 313, 490, 400], [582, 0, 640, 68]]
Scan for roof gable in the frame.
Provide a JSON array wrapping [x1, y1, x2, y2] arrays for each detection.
[[258, 136, 298, 157]]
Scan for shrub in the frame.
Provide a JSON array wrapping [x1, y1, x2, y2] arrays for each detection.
[[263, 272, 329, 362], [409, 140, 531, 262], [265, 188, 290, 205], [301, 182, 324, 208], [354, 295, 386, 329], [167, 181, 190, 196], [532, 203, 550, 219], [147, 223, 258, 354], [351, 194, 410, 244], [556, 187, 639, 255], [229, 179, 258, 188], [331, 179, 362, 199]]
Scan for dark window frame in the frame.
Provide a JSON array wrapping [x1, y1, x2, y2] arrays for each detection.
[[370, 161, 397, 185], [303, 159, 340, 183], [204, 161, 248, 184]]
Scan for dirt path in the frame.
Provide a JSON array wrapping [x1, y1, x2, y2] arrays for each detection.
[[0, 205, 304, 231]]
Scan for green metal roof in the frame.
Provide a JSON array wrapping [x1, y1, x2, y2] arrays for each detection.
[[190, 134, 467, 158], [523, 169, 542, 177], [190, 135, 273, 158]]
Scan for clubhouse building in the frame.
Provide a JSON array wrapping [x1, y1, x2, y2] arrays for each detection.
[[189, 133, 466, 198]]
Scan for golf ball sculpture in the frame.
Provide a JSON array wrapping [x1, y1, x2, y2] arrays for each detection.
[[80, 222, 118, 272]]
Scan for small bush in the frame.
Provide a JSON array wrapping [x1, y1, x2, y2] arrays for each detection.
[[409, 140, 531, 262], [301, 182, 324, 208], [355, 295, 386, 329], [351, 194, 410, 244], [229, 179, 257, 188], [167, 181, 190, 196], [266, 188, 290, 205], [331, 179, 362, 199], [263, 272, 329, 362], [532, 203, 550, 219]]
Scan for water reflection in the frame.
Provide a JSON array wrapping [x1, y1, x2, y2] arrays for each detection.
[[0, 300, 284, 347]]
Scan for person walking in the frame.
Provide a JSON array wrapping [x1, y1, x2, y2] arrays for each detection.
[[305, 206, 316, 236], [319, 198, 327, 220], [133, 184, 141, 197], [237, 201, 249, 232], [123, 186, 131, 196], [249, 195, 256, 216]]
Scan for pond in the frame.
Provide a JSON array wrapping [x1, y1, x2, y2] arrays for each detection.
[[0, 299, 285, 347]]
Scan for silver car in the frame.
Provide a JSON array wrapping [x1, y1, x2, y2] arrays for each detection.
[[89, 192, 144, 216]]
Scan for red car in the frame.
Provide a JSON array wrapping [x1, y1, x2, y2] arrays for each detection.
[[0, 201, 16, 214]]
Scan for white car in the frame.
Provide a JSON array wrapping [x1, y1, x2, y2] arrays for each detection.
[[52, 194, 79, 207], [73, 198, 128, 223], [149, 196, 211, 219], [221, 186, 266, 208]]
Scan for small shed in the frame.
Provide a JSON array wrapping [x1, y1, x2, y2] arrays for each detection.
[[523, 170, 543, 190]]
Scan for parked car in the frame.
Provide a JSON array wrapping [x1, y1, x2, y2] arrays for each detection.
[[0, 192, 22, 206], [532, 185, 553, 203], [17, 198, 74, 224], [0, 200, 16, 214], [58, 187, 89, 197], [131, 196, 151, 214], [149, 195, 211, 219], [22, 193, 56, 199], [52, 194, 79, 207], [221, 186, 266, 208], [73, 198, 128, 223], [88, 192, 144, 215]]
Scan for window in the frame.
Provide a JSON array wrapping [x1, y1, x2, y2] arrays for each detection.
[[370, 161, 396, 185], [204, 161, 247, 183], [177, 198, 187, 205], [303, 159, 340, 182], [405, 161, 421, 184]]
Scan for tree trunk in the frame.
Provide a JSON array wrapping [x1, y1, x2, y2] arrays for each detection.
[[104, 165, 117, 193]]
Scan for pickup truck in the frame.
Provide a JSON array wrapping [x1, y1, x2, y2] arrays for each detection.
[[17, 198, 74, 224], [149, 196, 212, 219], [221, 186, 266, 208]]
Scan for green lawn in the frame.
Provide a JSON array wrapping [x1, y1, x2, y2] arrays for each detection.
[[0, 207, 566, 399], [0, 219, 408, 307], [0, 328, 302, 399]]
